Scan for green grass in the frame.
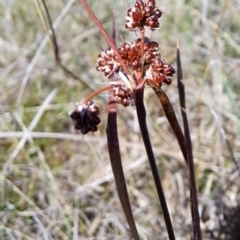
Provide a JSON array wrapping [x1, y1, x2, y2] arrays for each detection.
[[0, 0, 240, 239]]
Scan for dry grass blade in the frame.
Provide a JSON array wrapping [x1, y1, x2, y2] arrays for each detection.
[[0, 173, 69, 240], [208, 106, 240, 176], [0, 225, 35, 240], [15, 0, 76, 108], [3, 88, 58, 172], [134, 84, 175, 240], [41, 0, 97, 92], [154, 89, 188, 165], [177, 45, 201, 240]]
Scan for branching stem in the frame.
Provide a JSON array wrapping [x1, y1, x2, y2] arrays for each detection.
[[83, 85, 113, 104], [79, 0, 135, 87]]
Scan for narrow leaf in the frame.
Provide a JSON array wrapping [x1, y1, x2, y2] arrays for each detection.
[[154, 89, 188, 165], [177, 44, 201, 240], [134, 84, 175, 240], [41, 0, 98, 92]]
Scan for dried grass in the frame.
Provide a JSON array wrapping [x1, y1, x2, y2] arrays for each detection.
[[0, 0, 240, 239]]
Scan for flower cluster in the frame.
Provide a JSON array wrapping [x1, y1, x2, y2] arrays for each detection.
[[113, 84, 134, 107], [70, 0, 175, 134], [96, 37, 175, 102], [118, 37, 159, 70], [145, 58, 176, 88], [96, 38, 159, 77], [96, 49, 121, 78], [125, 0, 162, 31], [69, 101, 100, 134]]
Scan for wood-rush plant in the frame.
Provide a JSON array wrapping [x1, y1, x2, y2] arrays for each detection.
[[42, 0, 201, 239]]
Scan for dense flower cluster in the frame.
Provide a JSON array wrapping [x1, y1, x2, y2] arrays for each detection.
[[145, 58, 176, 88], [70, 0, 175, 134], [96, 37, 175, 105], [118, 38, 159, 70], [125, 0, 162, 31], [113, 84, 134, 107], [96, 38, 159, 77], [96, 49, 121, 78], [69, 101, 100, 134]]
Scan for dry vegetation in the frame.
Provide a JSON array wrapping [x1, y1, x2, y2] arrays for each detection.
[[0, 0, 240, 239]]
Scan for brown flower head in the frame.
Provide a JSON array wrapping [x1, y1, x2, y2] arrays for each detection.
[[145, 58, 175, 88], [112, 83, 134, 107], [96, 36, 175, 93], [125, 0, 162, 31], [118, 38, 160, 71], [96, 49, 121, 78], [69, 100, 100, 134]]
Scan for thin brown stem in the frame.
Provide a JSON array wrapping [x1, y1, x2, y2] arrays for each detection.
[[135, 83, 175, 240], [41, 0, 60, 63], [139, 28, 145, 83], [140, 29, 145, 58], [83, 84, 113, 104], [79, 0, 134, 86]]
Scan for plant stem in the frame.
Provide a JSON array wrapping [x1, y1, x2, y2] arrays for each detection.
[[140, 29, 145, 58], [134, 83, 175, 240], [82, 85, 113, 104], [105, 17, 140, 240]]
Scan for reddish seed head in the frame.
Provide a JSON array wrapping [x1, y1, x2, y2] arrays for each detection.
[[70, 0, 175, 135], [96, 36, 175, 91], [96, 49, 121, 78], [113, 84, 134, 107], [125, 0, 162, 31], [69, 101, 100, 134]]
